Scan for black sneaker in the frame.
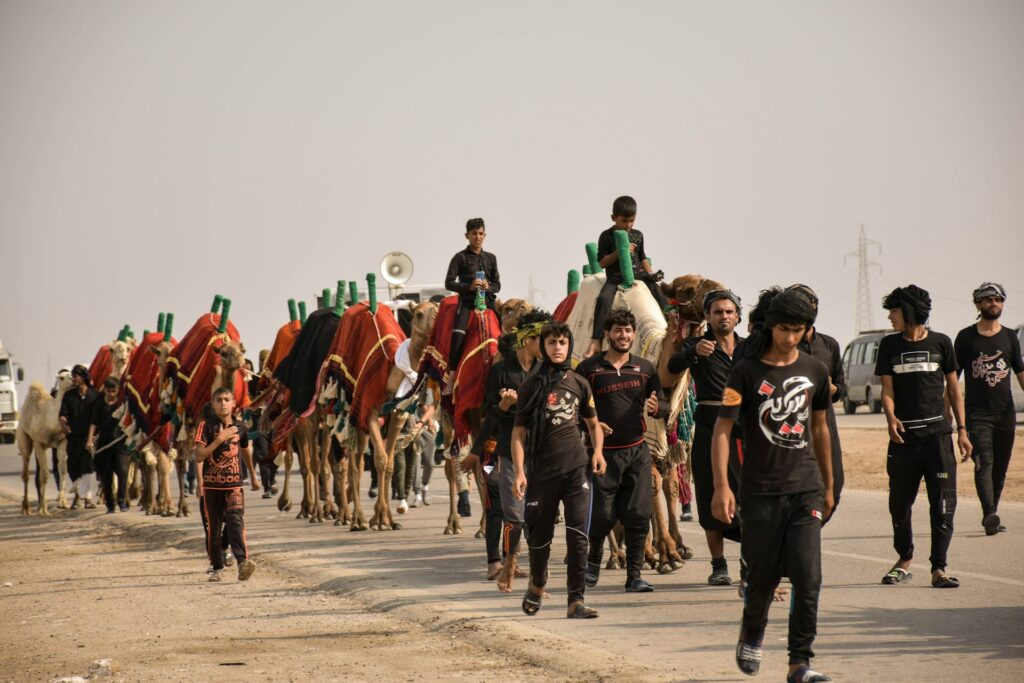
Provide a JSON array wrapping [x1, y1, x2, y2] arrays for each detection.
[[118, 504, 128, 512], [787, 665, 832, 682], [735, 635, 763, 676], [680, 504, 693, 522], [708, 566, 732, 586], [585, 561, 601, 588], [983, 513, 1001, 536], [626, 578, 654, 593], [457, 491, 472, 517], [368, 486, 378, 499], [106, 508, 116, 514]]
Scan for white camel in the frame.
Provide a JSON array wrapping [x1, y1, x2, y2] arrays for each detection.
[[16, 371, 74, 515]]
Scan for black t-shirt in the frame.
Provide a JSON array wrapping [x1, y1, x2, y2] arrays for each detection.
[[597, 227, 646, 283], [444, 247, 501, 304], [668, 330, 743, 428], [477, 357, 537, 459], [874, 331, 958, 440], [90, 399, 123, 447], [195, 418, 250, 490], [954, 325, 1024, 417], [575, 353, 666, 449], [515, 370, 596, 480], [720, 352, 830, 496], [60, 387, 101, 437]]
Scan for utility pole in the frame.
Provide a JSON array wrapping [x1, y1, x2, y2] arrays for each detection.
[[844, 224, 881, 334], [528, 276, 546, 308]]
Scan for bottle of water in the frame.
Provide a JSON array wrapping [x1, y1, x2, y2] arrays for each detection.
[[474, 270, 487, 311]]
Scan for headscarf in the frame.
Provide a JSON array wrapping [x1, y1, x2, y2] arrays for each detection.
[[513, 321, 546, 350], [743, 289, 815, 359], [972, 282, 1007, 303], [785, 284, 818, 326], [517, 323, 574, 469], [882, 285, 932, 325], [71, 364, 92, 387], [702, 289, 743, 321]]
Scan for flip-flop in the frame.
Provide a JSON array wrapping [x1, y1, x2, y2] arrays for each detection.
[[932, 574, 960, 588], [521, 588, 543, 615], [567, 602, 599, 619], [881, 567, 912, 584]]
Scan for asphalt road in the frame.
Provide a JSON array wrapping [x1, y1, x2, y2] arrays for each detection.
[[1, 443, 1021, 682]]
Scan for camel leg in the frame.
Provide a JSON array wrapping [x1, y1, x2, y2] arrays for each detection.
[[651, 467, 684, 574], [143, 452, 158, 515], [443, 459, 462, 535], [277, 448, 293, 511], [55, 443, 69, 509], [295, 435, 311, 519], [18, 435, 31, 515], [605, 523, 627, 569], [34, 444, 52, 516], [367, 410, 398, 530], [332, 443, 350, 527], [664, 465, 691, 560], [310, 436, 325, 524], [175, 454, 190, 517], [473, 460, 487, 539], [348, 432, 369, 531], [126, 459, 140, 505], [320, 428, 338, 520], [158, 449, 174, 516]]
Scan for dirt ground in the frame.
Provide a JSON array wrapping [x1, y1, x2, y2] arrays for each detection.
[[0, 503, 555, 683], [838, 427, 1024, 502]]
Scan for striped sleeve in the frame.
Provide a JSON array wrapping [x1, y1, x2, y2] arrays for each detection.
[[195, 421, 207, 446]]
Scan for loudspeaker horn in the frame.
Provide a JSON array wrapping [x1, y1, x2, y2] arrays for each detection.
[[380, 251, 414, 286]]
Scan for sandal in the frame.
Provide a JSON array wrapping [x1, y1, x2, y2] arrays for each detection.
[[931, 573, 960, 589], [567, 601, 599, 619], [521, 588, 543, 615], [881, 566, 912, 585]]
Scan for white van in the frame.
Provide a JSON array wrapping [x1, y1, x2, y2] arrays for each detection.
[[841, 330, 888, 414]]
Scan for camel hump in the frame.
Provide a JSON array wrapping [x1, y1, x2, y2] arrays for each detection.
[[26, 382, 50, 406]]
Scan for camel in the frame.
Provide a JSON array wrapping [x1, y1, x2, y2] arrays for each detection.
[[17, 372, 74, 515], [109, 339, 132, 380]]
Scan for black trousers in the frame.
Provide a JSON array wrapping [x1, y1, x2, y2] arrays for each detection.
[[95, 446, 129, 509], [201, 488, 246, 569], [525, 465, 592, 605], [587, 443, 652, 584], [66, 435, 93, 481], [887, 434, 957, 572], [741, 491, 824, 666], [592, 278, 668, 339], [253, 431, 276, 491], [692, 416, 743, 541], [967, 411, 1016, 519], [484, 465, 503, 564]]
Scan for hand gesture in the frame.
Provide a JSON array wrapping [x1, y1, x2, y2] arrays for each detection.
[[957, 430, 973, 462], [695, 339, 716, 358], [598, 421, 613, 437], [592, 451, 607, 476], [645, 391, 660, 416], [218, 424, 239, 444], [498, 388, 518, 411], [711, 487, 736, 525], [513, 470, 527, 500], [887, 418, 905, 445], [628, 243, 637, 254]]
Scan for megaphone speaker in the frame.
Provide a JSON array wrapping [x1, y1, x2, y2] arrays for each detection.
[[380, 251, 414, 285]]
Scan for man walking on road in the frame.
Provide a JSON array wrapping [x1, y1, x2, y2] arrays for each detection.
[[954, 282, 1024, 536], [712, 289, 834, 683], [876, 285, 971, 589], [577, 309, 667, 594]]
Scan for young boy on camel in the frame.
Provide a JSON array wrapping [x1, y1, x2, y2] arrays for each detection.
[[586, 195, 668, 357], [512, 321, 606, 619], [444, 217, 501, 387]]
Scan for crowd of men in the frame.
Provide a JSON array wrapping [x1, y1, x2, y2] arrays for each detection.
[[48, 196, 1022, 683]]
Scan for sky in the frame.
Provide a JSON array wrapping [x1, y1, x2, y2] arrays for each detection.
[[2, 0, 1022, 385]]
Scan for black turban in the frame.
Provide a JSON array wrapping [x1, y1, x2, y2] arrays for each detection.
[[765, 290, 818, 330], [882, 285, 932, 325], [71, 364, 92, 386], [702, 289, 743, 320]]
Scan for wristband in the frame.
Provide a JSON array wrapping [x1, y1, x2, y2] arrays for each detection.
[[956, 426, 966, 432]]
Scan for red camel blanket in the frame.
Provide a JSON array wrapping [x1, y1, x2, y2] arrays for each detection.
[[259, 320, 301, 394], [168, 313, 247, 421], [88, 345, 112, 388], [123, 332, 176, 438]]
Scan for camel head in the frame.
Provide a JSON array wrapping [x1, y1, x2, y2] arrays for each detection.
[[54, 369, 74, 396], [411, 301, 438, 340], [109, 340, 132, 379], [216, 340, 246, 375], [497, 298, 533, 334], [661, 274, 725, 324]]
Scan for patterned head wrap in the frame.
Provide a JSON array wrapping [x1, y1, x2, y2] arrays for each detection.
[[972, 282, 1006, 303]]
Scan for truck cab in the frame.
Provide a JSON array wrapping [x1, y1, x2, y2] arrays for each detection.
[[0, 340, 25, 443]]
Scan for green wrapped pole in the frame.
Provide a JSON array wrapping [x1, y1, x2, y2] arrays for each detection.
[[157, 312, 166, 335], [367, 273, 377, 314], [320, 287, 331, 310], [585, 242, 602, 274], [116, 325, 129, 342], [567, 269, 581, 294], [348, 281, 359, 306], [614, 230, 635, 288], [582, 264, 592, 276], [333, 280, 346, 316], [211, 294, 223, 314], [298, 301, 308, 325], [125, 327, 134, 339], [164, 313, 174, 341], [143, 329, 150, 338], [287, 299, 298, 322], [218, 299, 232, 334]]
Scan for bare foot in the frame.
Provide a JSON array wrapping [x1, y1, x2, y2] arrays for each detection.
[[514, 567, 527, 579], [497, 558, 517, 593], [486, 562, 502, 581]]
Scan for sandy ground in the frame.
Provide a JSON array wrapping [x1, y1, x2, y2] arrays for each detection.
[[840, 427, 1024, 502], [0, 504, 555, 683]]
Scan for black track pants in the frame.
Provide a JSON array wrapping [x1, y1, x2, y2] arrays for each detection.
[[741, 491, 824, 666], [967, 412, 1015, 519], [484, 468, 503, 564], [498, 457, 526, 556], [525, 465, 592, 605], [887, 434, 957, 572], [201, 488, 247, 569], [586, 443, 653, 584], [95, 447, 129, 509]]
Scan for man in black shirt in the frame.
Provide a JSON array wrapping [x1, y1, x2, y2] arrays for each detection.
[[512, 321, 606, 619], [585, 196, 669, 357], [667, 289, 745, 586], [444, 218, 501, 384], [954, 282, 1024, 535], [466, 309, 549, 591], [712, 290, 834, 683], [195, 387, 260, 582], [875, 285, 971, 589], [577, 309, 667, 593], [60, 365, 100, 509], [88, 377, 129, 513], [788, 284, 847, 516]]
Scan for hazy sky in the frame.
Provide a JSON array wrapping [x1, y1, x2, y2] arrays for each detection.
[[2, 0, 1022, 385]]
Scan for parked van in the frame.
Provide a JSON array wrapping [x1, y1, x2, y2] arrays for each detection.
[[841, 330, 888, 414]]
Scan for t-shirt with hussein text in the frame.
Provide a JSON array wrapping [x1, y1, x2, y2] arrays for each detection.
[[720, 352, 830, 496]]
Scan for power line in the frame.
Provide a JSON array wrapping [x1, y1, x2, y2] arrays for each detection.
[[844, 224, 881, 334]]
